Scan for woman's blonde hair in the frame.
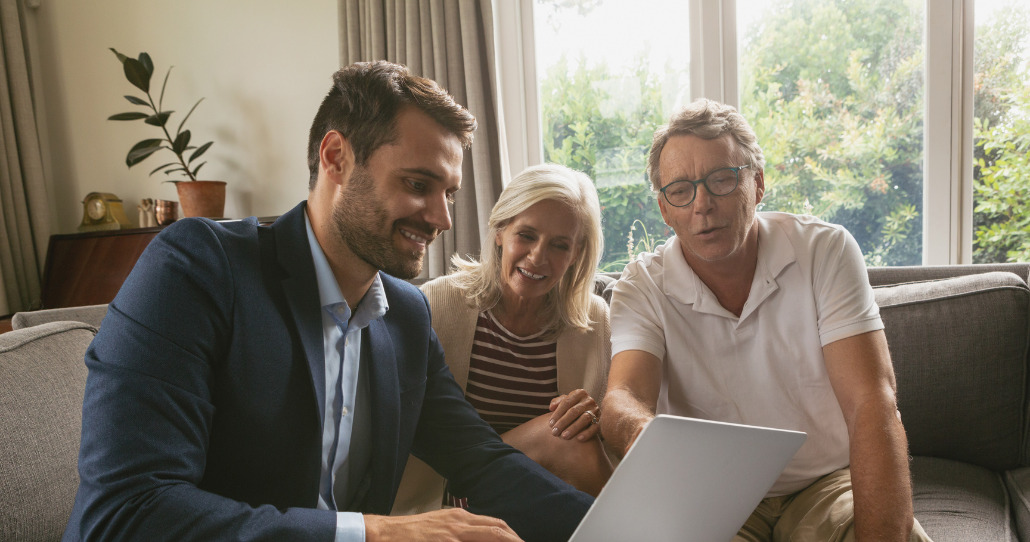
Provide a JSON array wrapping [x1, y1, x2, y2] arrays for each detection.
[[449, 163, 603, 336]]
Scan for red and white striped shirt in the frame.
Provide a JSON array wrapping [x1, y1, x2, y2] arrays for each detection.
[[464, 310, 559, 434]]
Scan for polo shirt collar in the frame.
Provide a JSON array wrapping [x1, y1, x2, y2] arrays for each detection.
[[660, 213, 797, 319]]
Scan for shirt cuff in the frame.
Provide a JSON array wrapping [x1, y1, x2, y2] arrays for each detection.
[[334, 512, 365, 542]]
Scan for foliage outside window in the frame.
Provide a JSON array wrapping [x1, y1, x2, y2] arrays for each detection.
[[537, 0, 1030, 270], [972, 3, 1030, 263]]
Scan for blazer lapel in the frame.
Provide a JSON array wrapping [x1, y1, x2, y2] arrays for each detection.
[[362, 316, 400, 512], [272, 202, 327, 427]]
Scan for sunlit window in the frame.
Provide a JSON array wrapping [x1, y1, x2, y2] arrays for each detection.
[[972, 0, 1030, 263], [525, 0, 1030, 268], [534, 0, 689, 270], [737, 0, 926, 266]]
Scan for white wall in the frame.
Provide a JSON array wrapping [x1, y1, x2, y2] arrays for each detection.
[[30, 0, 340, 233]]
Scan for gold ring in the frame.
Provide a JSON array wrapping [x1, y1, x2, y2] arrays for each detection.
[[583, 410, 600, 425]]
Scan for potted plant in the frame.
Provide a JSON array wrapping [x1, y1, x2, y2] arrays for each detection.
[[109, 48, 225, 218]]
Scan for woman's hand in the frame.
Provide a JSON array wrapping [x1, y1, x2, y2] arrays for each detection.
[[548, 389, 601, 441]]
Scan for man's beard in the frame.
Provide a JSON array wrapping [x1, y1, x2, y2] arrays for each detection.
[[330, 168, 434, 279]]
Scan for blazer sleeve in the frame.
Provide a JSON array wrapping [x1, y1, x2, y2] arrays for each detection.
[[64, 219, 335, 542], [408, 294, 593, 542]]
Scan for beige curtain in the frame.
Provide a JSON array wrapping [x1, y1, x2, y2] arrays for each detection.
[[0, 0, 51, 314], [339, 0, 506, 279]]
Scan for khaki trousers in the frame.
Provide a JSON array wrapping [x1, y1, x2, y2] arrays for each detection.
[[733, 468, 932, 542]]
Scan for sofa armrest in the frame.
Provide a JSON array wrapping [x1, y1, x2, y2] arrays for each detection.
[[1006, 468, 1030, 539], [11, 304, 108, 330]]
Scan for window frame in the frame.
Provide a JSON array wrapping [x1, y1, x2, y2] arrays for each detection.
[[496, 0, 977, 265]]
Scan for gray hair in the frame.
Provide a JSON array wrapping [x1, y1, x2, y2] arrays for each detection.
[[449, 163, 603, 335], [647, 98, 765, 190]]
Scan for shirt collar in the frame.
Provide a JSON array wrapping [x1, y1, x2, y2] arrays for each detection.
[[304, 211, 388, 329], [660, 213, 797, 307]]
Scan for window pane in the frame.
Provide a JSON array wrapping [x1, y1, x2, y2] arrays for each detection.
[[972, 1, 1030, 263], [736, 0, 926, 266], [534, 0, 689, 270]]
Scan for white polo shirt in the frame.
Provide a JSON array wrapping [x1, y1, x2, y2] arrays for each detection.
[[610, 212, 883, 496]]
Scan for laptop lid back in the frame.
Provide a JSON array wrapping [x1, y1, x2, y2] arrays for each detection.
[[569, 414, 806, 542]]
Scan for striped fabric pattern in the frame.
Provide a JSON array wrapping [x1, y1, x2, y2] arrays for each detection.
[[464, 310, 559, 434]]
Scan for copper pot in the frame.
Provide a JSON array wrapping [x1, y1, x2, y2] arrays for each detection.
[[155, 199, 178, 225]]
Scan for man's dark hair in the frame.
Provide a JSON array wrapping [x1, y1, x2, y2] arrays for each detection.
[[306, 61, 477, 189]]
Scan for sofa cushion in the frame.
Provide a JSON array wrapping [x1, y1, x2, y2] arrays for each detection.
[[912, 456, 1018, 542], [0, 322, 96, 541], [875, 272, 1030, 471]]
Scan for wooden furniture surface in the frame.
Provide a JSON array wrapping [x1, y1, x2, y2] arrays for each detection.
[[41, 227, 163, 309]]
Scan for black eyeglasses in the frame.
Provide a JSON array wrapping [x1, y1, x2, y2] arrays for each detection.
[[659, 165, 750, 207]]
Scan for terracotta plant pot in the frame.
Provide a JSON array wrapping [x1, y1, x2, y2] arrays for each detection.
[[175, 180, 227, 218]]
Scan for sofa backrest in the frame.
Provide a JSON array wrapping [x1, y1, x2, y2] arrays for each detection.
[[0, 321, 96, 541], [597, 263, 1030, 471], [875, 270, 1030, 471]]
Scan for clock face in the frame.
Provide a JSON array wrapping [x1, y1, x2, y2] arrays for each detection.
[[87, 198, 107, 221]]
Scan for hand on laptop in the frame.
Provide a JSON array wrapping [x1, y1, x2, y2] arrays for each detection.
[[365, 509, 524, 541], [548, 389, 601, 441]]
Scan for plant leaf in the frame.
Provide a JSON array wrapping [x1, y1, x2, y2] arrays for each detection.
[[189, 141, 213, 163], [138, 52, 154, 77], [176, 98, 204, 135], [192, 161, 207, 177], [159, 67, 172, 110], [172, 130, 191, 154], [148, 162, 180, 176], [145, 111, 172, 127], [110, 48, 129, 64], [123, 57, 151, 93], [123, 95, 149, 106], [126, 139, 164, 167], [109, 112, 149, 121]]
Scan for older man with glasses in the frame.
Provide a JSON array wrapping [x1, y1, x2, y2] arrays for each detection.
[[600, 98, 932, 541]]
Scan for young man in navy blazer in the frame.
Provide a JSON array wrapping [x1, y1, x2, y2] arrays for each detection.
[[64, 61, 591, 542]]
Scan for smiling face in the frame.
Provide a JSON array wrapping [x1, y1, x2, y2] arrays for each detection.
[[329, 106, 463, 279], [657, 133, 765, 270], [495, 199, 582, 307]]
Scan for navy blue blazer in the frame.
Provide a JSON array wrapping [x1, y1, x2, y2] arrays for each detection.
[[64, 202, 591, 541]]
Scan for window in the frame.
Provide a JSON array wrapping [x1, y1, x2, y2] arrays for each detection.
[[972, 0, 1030, 262], [737, 0, 925, 266], [531, 0, 690, 270], [498, 0, 1030, 266]]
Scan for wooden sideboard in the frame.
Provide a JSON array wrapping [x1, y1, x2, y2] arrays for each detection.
[[40, 227, 163, 309], [36, 217, 279, 311]]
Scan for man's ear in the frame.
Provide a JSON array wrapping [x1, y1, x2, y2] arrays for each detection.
[[657, 194, 672, 226], [318, 131, 355, 186]]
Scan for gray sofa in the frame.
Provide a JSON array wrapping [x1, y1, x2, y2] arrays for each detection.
[[3, 263, 1029, 540], [598, 262, 1030, 541], [870, 264, 1030, 542], [0, 321, 96, 542]]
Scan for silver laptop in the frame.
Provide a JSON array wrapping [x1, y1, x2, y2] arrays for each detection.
[[569, 414, 806, 542]]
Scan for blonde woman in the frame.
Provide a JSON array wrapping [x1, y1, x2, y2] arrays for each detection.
[[393, 163, 612, 514]]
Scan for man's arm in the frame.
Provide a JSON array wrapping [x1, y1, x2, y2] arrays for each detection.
[[599, 350, 663, 458], [402, 322, 592, 542], [823, 329, 914, 541], [65, 218, 339, 540]]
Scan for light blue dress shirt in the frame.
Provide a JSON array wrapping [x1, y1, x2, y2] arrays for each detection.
[[305, 214, 387, 542]]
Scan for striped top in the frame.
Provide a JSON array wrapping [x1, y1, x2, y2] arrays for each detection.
[[464, 310, 559, 434]]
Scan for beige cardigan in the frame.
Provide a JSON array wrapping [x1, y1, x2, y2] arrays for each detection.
[[390, 275, 612, 515]]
